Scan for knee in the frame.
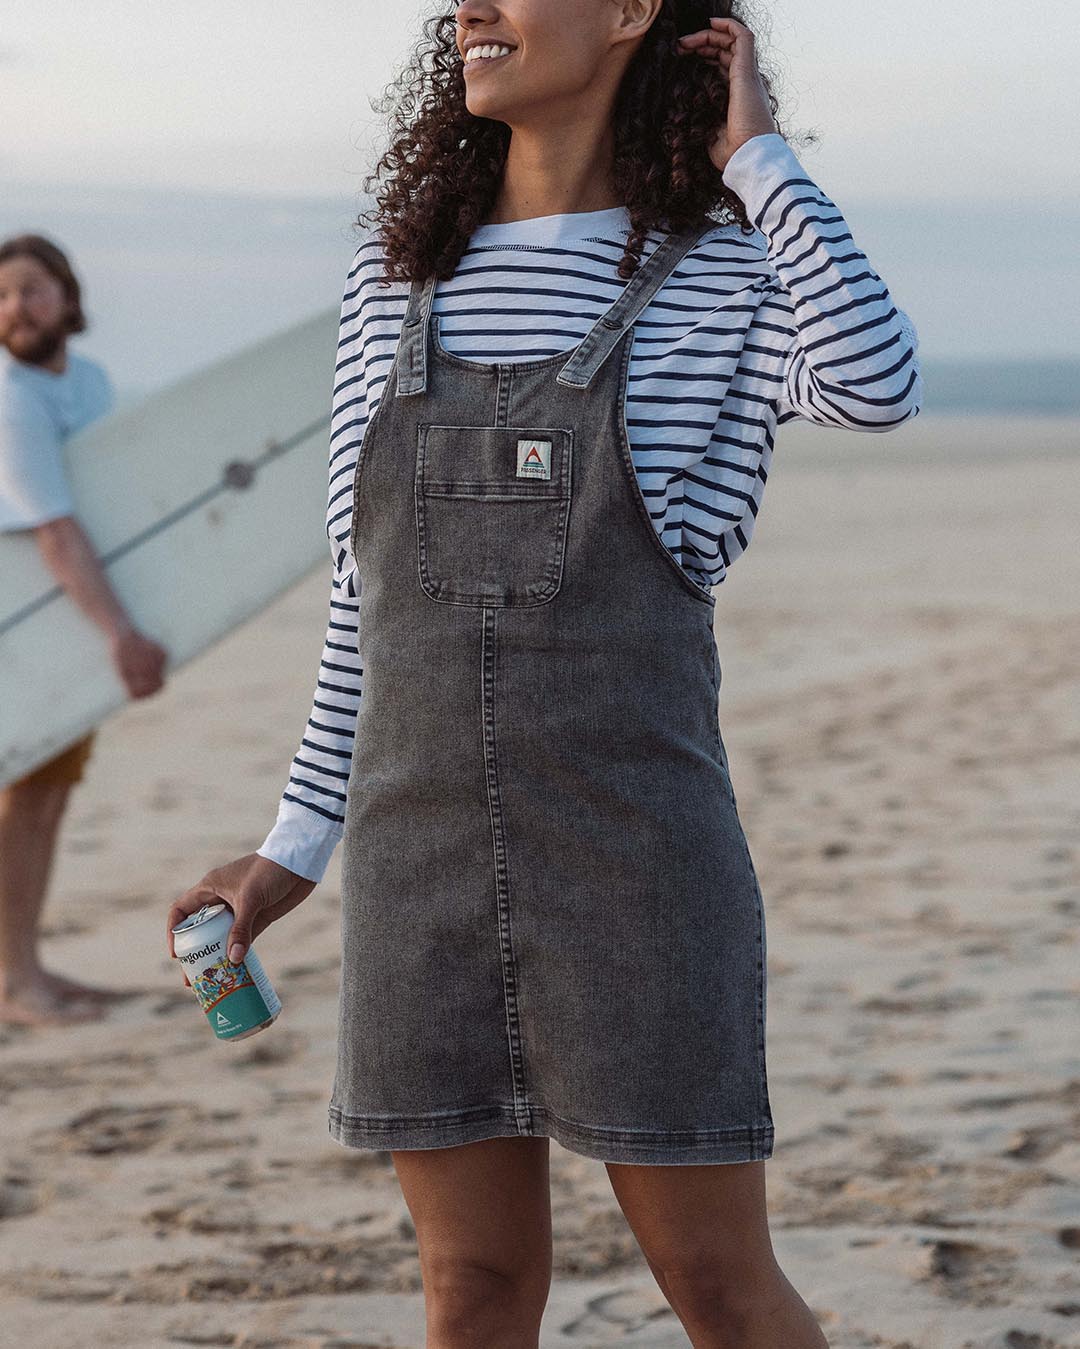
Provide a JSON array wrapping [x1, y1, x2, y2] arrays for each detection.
[[422, 1252, 550, 1339], [655, 1253, 725, 1310], [654, 1250, 779, 1326]]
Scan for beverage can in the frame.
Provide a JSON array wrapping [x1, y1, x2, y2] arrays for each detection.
[[172, 902, 282, 1041]]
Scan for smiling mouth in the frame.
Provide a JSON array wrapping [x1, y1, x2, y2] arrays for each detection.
[[464, 49, 516, 69]]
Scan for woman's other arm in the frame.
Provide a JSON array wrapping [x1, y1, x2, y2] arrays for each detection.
[[722, 132, 924, 431], [255, 245, 373, 884]]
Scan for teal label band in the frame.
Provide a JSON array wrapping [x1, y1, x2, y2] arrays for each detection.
[[205, 983, 272, 1038]]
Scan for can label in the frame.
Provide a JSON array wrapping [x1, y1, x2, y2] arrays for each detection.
[[173, 904, 281, 1041], [188, 946, 271, 1037]]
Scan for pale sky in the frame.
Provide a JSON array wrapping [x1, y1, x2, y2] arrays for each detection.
[[4, 0, 1076, 203], [2, 0, 1077, 384]]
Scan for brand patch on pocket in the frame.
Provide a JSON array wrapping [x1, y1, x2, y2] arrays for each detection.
[[516, 439, 552, 480]]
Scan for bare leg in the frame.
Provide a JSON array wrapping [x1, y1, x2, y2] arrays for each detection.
[[392, 1136, 553, 1348], [0, 778, 103, 1025], [606, 1158, 829, 1349]]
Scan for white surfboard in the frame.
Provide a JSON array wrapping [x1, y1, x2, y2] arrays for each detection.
[[0, 307, 340, 788]]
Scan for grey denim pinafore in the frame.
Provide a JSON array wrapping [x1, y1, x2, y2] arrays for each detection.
[[328, 222, 775, 1165]]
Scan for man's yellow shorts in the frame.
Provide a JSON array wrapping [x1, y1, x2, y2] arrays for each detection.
[[15, 732, 96, 788]]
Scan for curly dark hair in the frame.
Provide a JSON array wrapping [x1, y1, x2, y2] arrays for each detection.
[[355, 0, 805, 285]]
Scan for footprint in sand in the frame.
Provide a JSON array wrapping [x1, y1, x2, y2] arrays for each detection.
[[108, 890, 155, 912], [204, 1159, 257, 1192], [0, 1172, 37, 1220], [163, 1332, 235, 1347], [1003, 1335, 1065, 1348], [561, 1286, 676, 1338], [1003, 1124, 1072, 1161], [280, 956, 340, 981], [167, 1333, 397, 1348], [919, 1237, 1018, 1303], [857, 989, 983, 1015], [37, 1102, 251, 1157], [151, 989, 197, 1017], [956, 1090, 1033, 1112], [317, 1341, 410, 1348], [37, 915, 94, 938], [233, 1029, 308, 1069], [289, 1146, 394, 1179], [148, 780, 182, 811], [144, 1196, 259, 1236], [63, 836, 105, 855]]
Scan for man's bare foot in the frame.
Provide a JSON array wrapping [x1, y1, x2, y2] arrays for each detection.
[[0, 975, 105, 1026], [38, 968, 134, 1003]]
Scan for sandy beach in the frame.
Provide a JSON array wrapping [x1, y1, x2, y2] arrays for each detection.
[[1, 412, 1077, 1348]]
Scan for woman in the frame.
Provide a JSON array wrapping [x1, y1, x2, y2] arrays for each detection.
[[168, 2, 921, 1344]]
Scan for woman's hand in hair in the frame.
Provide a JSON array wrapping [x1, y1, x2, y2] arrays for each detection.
[[675, 17, 778, 173]]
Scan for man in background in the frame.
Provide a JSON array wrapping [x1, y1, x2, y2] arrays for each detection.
[[0, 233, 168, 1027]]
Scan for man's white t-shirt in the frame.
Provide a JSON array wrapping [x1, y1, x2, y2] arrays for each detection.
[[0, 347, 115, 532]]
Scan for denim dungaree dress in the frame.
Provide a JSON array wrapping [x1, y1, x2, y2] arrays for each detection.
[[329, 222, 775, 1165]]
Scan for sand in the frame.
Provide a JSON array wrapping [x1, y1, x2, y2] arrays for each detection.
[[0, 413, 1077, 1348]]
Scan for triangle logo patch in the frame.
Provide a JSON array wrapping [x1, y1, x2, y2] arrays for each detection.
[[516, 439, 552, 480]]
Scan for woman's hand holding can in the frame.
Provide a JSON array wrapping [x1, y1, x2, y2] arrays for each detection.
[[166, 853, 317, 981]]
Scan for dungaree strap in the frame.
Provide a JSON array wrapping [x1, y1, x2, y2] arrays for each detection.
[[554, 221, 716, 389], [395, 219, 717, 397], [397, 273, 440, 396]]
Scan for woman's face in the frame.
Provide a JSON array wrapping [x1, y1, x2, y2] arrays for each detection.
[[454, 0, 658, 122]]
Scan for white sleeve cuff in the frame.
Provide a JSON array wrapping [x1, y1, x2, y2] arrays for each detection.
[[721, 132, 810, 221], [256, 799, 343, 884]]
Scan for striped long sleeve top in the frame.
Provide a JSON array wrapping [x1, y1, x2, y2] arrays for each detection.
[[256, 132, 923, 883]]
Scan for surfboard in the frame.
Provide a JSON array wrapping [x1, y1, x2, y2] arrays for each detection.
[[0, 307, 340, 788]]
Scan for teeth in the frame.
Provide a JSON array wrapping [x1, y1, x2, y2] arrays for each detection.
[[465, 44, 514, 63]]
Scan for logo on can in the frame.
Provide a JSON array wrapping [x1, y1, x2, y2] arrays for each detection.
[[172, 902, 281, 1041]]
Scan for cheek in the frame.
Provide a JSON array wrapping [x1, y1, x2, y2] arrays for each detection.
[[518, 42, 598, 99], [29, 293, 66, 324]]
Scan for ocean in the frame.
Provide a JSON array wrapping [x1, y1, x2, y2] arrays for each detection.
[[113, 357, 1080, 420]]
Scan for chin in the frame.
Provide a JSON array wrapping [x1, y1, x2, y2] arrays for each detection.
[[5, 330, 62, 365], [467, 93, 524, 121], [465, 93, 500, 114]]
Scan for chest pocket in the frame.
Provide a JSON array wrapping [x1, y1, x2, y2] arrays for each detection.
[[415, 424, 573, 607]]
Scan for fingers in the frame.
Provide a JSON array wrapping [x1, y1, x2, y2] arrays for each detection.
[[676, 16, 747, 61], [166, 884, 219, 958], [123, 639, 169, 699], [142, 647, 167, 686], [226, 902, 255, 965], [168, 858, 310, 980], [124, 662, 158, 698], [166, 882, 250, 966], [167, 883, 221, 987], [704, 17, 749, 40]]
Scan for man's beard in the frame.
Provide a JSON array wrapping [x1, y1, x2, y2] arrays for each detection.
[[3, 322, 66, 366]]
